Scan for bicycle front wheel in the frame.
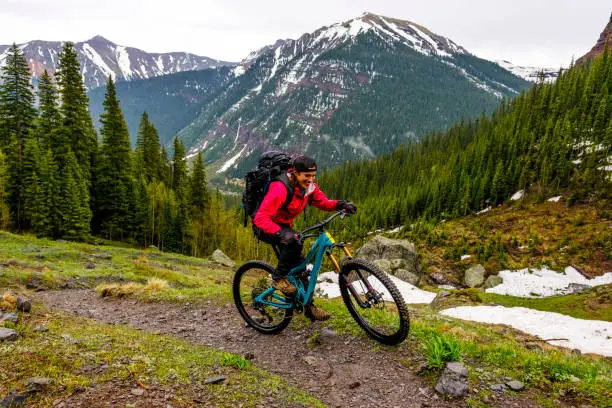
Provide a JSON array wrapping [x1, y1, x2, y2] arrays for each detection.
[[339, 259, 410, 345], [233, 260, 293, 334]]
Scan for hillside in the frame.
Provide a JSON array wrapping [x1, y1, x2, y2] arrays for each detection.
[[318, 46, 612, 237], [87, 67, 234, 146], [175, 12, 530, 176]]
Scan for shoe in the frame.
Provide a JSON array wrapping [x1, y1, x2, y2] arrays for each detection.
[[273, 277, 297, 296], [305, 304, 330, 321]]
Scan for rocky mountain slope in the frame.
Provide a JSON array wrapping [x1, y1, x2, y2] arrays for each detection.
[[175, 12, 530, 176], [577, 13, 612, 63], [0, 35, 235, 89]]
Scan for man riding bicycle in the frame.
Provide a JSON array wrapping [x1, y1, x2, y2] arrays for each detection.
[[252, 155, 357, 321]]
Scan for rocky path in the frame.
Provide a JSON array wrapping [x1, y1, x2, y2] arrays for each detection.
[[35, 290, 538, 408]]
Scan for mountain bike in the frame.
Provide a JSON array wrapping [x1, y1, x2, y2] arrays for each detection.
[[232, 211, 410, 345]]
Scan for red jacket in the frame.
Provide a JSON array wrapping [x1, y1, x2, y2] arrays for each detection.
[[254, 177, 338, 234]]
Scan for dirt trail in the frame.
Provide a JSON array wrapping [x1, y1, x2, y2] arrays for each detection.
[[36, 290, 537, 408]]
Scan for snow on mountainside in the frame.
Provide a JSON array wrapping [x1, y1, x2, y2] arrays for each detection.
[[0, 35, 235, 89], [177, 12, 530, 176], [495, 60, 560, 82]]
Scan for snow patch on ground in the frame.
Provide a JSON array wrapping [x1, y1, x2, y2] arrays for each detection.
[[547, 196, 562, 202], [476, 206, 491, 215], [510, 190, 524, 200], [486, 267, 612, 298], [316, 271, 436, 304], [441, 306, 612, 357]]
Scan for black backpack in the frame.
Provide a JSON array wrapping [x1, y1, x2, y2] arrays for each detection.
[[242, 151, 293, 226]]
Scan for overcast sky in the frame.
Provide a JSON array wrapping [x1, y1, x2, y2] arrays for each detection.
[[1, 0, 610, 68]]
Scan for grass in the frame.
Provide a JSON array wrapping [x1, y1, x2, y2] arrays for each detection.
[[0, 230, 232, 304], [423, 335, 462, 369], [0, 305, 324, 408]]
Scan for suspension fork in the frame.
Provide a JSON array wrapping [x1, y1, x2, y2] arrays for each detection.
[[328, 245, 352, 272], [331, 246, 374, 308]]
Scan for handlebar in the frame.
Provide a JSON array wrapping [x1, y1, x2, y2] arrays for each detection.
[[299, 210, 348, 236]]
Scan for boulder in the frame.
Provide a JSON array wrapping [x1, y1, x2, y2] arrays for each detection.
[[372, 259, 391, 273], [394, 269, 419, 285], [464, 264, 486, 287], [211, 249, 236, 268], [435, 362, 469, 397], [358, 235, 417, 261], [357, 235, 421, 284], [483, 274, 503, 289]]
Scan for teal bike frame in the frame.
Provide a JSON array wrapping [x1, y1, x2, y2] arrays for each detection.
[[253, 212, 350, 309]]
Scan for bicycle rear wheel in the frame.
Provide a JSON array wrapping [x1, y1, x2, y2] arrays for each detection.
[[339, 259, 409, 345], [233, 260, 293, 334]]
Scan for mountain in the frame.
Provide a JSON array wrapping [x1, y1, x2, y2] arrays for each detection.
[[578, 13, 612, 63], [175, 12, 530, 177], [495, 60, 559, 82], [88, 67, 235, 146], [0, 36, 235, 89]]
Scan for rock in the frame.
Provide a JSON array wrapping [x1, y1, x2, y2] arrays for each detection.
[[33, 326, 48, 332], [567, 283, 591, 294], [372, 259, 392, 273], [16, 296, 31, 312], [357, 235, 421, 277], [483, 274, 503, 289], [506, 380, 525, 391], [464, 265, 486, 287], [24, 377, 53, 394], [430, 273, 449, 285], [0, 328, 18, 342], [131, 388, 145, 396], [435, 362, 469, 397], [84, 261, 96, 269], [210, 249, 236, 268], [302, 356, 318, 366], [430, 288, 483, 311], [204, 376, 225, 384], [1, 313, 18, 323], [358, 235, 417, 261], [490, 384, 506, 392], [394, 269, 420, 285], [0, 393, 25, 407]]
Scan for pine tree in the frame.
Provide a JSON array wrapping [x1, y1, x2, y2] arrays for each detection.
[[36, 70, 61, 151], [0, 44, 37, 229], [94, 77, 134, 239], [0, 43, 36, 149], [33, 150, 59, 237], [134, 111, 163, 183], [59, 151, 91, 239], [0, 150, 8, 229], [56, 42, 97, 178], [188, 152, 209, 215]]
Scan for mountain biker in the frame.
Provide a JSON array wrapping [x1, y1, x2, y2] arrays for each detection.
[[252, 155, 357, 321]]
